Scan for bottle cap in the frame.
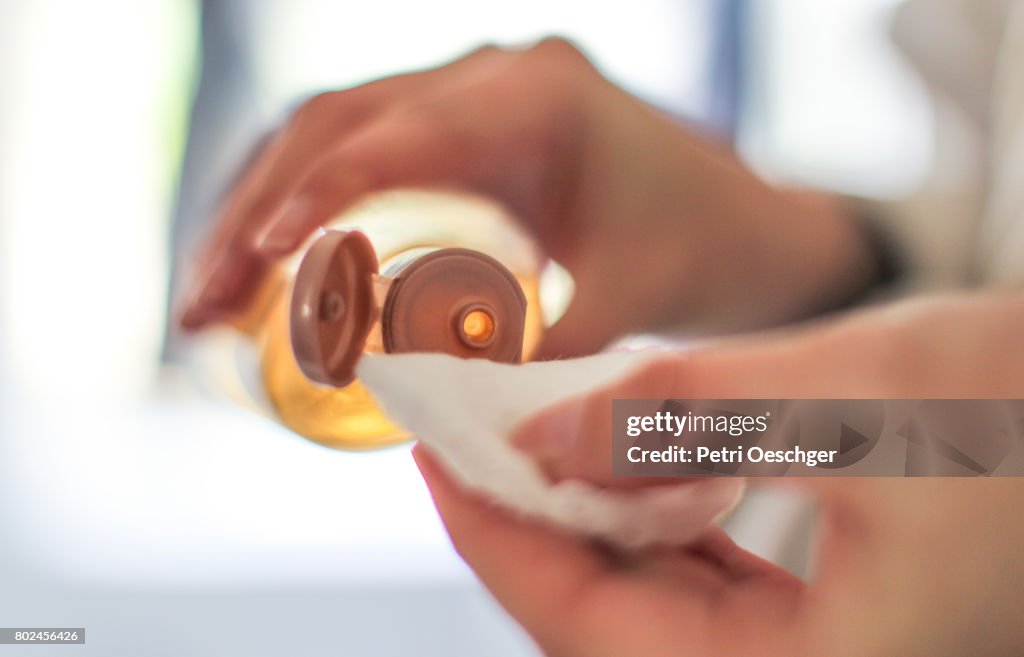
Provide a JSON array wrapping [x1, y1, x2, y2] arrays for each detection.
[[382, 248, 526, 363], [290, 230, 379, 387]]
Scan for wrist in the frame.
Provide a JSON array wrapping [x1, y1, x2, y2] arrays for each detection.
[[670, 184, 886, 333], [772, 190, 890, 318]]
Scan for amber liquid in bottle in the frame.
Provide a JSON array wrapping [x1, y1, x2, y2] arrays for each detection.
[[211, 190, 544, 450], [259, 272, 542, 450]]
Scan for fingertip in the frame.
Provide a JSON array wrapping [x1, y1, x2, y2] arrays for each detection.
[[411, 444, 465, 512], [178, 301, 211, 331], [411, 443, 436, 480], [176, 283, 228, 332], [411, 443, 442, 476], [182, 250, 270, 330], [511, 393, 668, 489], [177, 289, 241, 331], [531, 296, 620, 361], [511, 354, 697, 486], [510, 396, 587, 465]]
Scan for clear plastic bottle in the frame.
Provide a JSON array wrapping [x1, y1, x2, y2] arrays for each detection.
[[196, 190, 544, 450]]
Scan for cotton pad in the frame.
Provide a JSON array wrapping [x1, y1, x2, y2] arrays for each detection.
[[357, 351, 745, 549]]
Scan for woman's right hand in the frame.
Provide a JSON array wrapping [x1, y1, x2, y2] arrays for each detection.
[[180, 38, 877, 357], [420, 291, 1024, 657]]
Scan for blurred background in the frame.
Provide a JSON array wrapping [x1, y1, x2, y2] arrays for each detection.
[[0, 1, 931, 654]]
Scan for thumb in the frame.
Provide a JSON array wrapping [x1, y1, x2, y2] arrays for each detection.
[[533, 289, 628, 360], [507, 347, 859, 518], [511, 353, 692, 488], [512, 321, 892, 499]]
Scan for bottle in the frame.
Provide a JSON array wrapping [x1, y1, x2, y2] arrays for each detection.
[[197, 190, 544, 450]]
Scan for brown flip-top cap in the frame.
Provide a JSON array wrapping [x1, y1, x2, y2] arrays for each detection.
[[382, 248, 526, 363], [290, 230, 379, 387], [291, 234, 527, 388]]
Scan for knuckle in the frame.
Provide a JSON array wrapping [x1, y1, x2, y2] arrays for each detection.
[[307, 142, 385, 198], [464, 42, 505, 60], [245, 195, 280, 228], [528, 36, 587, 64], [292, 90, 342, 123], [390, 101, 472, 154], [517, 36, 597, 101]]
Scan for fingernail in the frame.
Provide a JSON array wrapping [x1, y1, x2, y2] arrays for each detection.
[[200, 268, 235, 305], [178, 284, 224, 331], [254, 195, 313, 255], [179, 299, 210, 330], [411, 443, 428, 472], [511, 397, 587, 465], [178, 254, 242, 329]]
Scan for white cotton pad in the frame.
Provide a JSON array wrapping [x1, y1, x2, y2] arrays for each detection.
[[357, 351, 745, 549]]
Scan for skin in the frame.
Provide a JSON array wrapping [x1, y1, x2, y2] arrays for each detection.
[[493, 292, 1024, 657], [181, 40, 1024, 656], [179, 39, 877, 356]]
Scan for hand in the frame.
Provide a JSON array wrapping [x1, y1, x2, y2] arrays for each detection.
[[417, 292, 1024, 657], [180, 39, 877, 357], [414, 447, 804, 657]]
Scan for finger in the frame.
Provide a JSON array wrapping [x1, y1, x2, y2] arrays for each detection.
[[248, 103, 504, 257], [533, 288, 625, 360], [241, 115, 477, 255], [690, 527, 802, 583], [181, 45, 511, 329], [413, 445, 616, 653], [242, 44, 513, 254], [178, 96, 375, 329], [179, 247, 268, 329], [534, 223, 705, 361], [413, 445, 722, 657], [510, 317, 895, 488], [414, 445, 799, 657], [248, 42, 586, 259], [179, 130, 286, 328]]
